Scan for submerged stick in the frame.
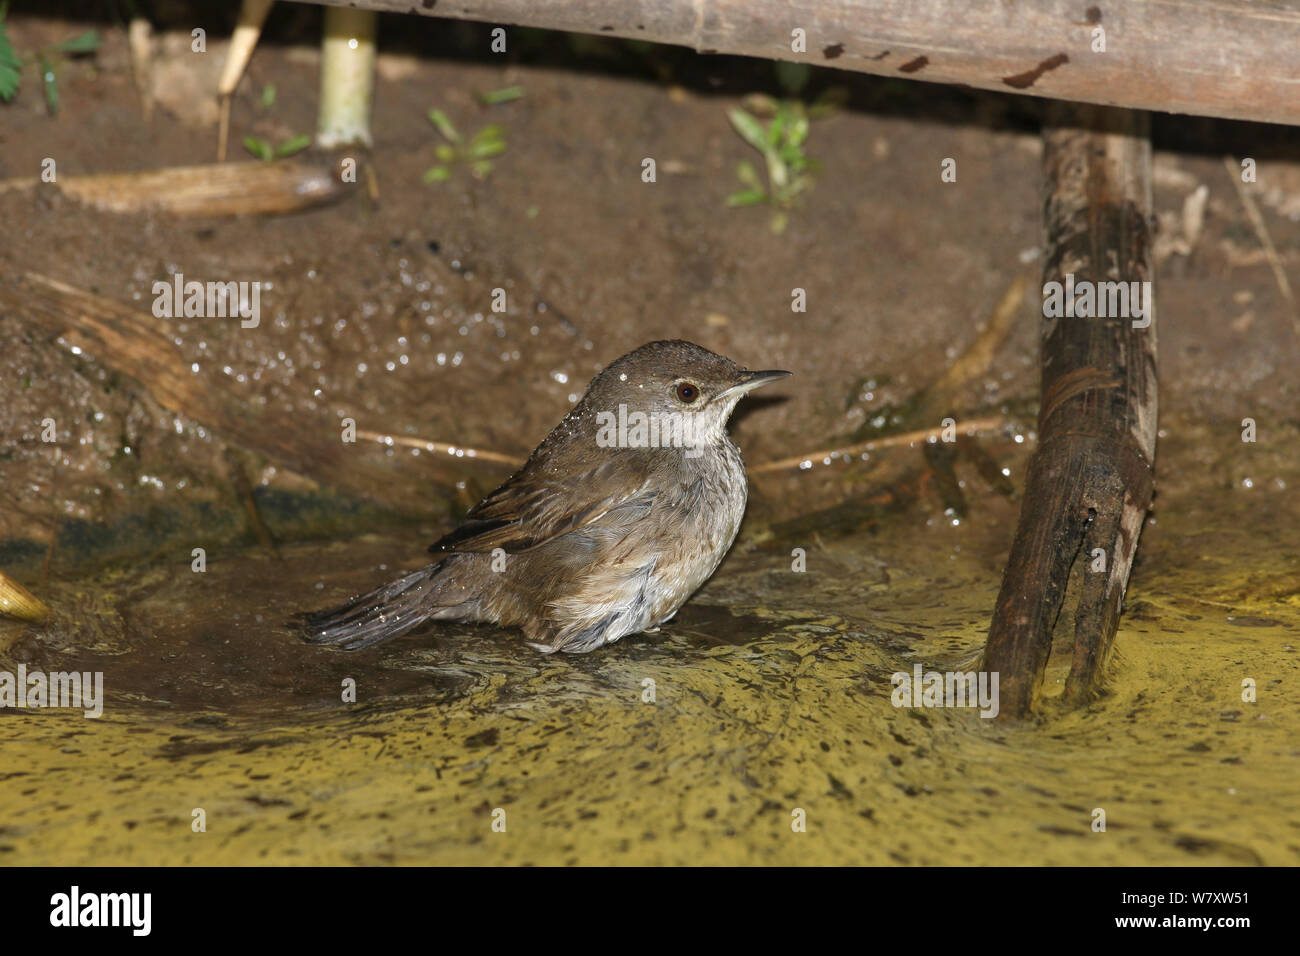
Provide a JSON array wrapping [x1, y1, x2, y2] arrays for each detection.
[[224, 448, 281, 558]]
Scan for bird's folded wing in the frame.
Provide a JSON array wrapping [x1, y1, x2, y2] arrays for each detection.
[[428, 455, 660, 555]]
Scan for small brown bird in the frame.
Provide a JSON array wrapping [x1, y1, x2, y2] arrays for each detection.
[[298, 340, 789, 653]]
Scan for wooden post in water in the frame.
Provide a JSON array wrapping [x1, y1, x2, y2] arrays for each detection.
[[982, 106, 1158, 716]]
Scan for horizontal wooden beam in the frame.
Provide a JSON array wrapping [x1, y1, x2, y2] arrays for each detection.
[[288, 0, 1300, 126]]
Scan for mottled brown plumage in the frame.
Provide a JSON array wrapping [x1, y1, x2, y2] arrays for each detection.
[[298, 340, 789, 653]]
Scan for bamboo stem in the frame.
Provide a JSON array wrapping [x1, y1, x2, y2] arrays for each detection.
[[317, 7, 377, 149]]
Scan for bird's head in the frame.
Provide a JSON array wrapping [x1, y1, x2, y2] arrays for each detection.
[[579, 340, 790, 454]]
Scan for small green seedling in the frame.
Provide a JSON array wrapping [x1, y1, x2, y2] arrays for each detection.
[[0, 6, 18, 103], [0, 2, 101, 114], [476, 85, 524, 106], [243, 134, 312, 162], [423, 108, 507, 182], [259, 82, 277, 110], [726, 100, 819, 234]]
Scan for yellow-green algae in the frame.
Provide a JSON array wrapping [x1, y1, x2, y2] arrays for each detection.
[[1, 436, 1297, 866]]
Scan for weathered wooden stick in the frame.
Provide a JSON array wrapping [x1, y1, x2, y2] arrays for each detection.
[[288, 0, 1300, 127], [0, 160, 350, 217], [750, 416, 1013, 473], [982, 105, 1158, 716], [0, 568, 51, 624]]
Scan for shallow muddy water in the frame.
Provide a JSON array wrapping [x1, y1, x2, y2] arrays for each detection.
[[3, 429, 1296, 865]]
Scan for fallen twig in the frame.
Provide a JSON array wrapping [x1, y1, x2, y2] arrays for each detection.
[[927, 276, 1028, 403], [0, 159, 347, 217], [752, 415, 1017, 473], [1223, 155, 1300, 341], [354, 430, 523, 467]]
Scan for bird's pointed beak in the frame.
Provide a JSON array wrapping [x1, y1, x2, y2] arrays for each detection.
[[720, 369, 792, 399]]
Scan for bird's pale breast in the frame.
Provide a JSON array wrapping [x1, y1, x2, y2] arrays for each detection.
[[643, 437, 749, 627]]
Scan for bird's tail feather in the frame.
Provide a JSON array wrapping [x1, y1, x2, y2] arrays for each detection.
[[294, 561, 471, 650]]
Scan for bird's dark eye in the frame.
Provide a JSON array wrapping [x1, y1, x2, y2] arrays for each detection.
[[675, 382, 700, 404]]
